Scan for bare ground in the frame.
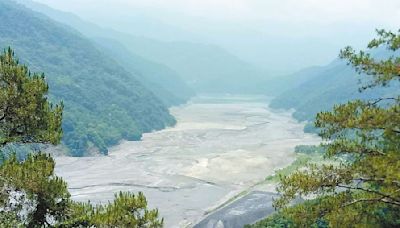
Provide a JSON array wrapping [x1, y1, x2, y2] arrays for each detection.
[[55, 95, 320, 227]]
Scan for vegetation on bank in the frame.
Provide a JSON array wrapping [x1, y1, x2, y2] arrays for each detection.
[[248, 29, 400, 227], [0, 48, 162, 227], [265, 146, 324, 183]]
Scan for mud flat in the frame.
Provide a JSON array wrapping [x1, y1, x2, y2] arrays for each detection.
[[55, 95, 320, 227]]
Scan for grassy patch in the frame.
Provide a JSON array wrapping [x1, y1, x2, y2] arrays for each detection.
[[265, 153, 323, 183]]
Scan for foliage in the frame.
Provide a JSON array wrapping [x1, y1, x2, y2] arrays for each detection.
[[265, 155, 312, 183], [244, 212, 294, 228], [246, 199, 330, 228], [274, 29, 400, 227], [0, 153, 163, 227], [0, 46, 67, 226], [265, 145, 325, 183], [0, 47, 63, 148], [0, 153, 70, 226], [64, 192, 163, 227], [0, 1, 175, 156]]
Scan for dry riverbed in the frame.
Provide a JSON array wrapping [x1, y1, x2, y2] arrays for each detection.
[[55, 95, 320, 227]]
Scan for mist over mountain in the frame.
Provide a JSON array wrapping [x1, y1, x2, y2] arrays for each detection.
[[18, 0, 269, 94], [114, 36, 269, 93], [27, 0, 399, 75]]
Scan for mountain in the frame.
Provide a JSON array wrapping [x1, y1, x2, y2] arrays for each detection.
[[16, 0, 270, 94], [0, 0, 176, 156], [263, 65, 329, 95], [116, 37, 269, 93], [15, 0, 195, 106], [92, 37, 194, 106], [270, 55, 397, 131]]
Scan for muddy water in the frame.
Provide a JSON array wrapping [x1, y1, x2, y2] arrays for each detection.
[[55, 95, 320, 227]]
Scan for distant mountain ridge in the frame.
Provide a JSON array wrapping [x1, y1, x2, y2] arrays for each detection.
[[112, 34, 269, 93], [17, 0, 270, 94], [263, 65, 330, 95], [15, 0, 195, 107], [0, 0, 176, 156]]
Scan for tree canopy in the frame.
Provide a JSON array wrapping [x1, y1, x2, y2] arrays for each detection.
[[0, 47, 63, 148], [64, 192, 163, 227], [0, 153, 163, 227], [274, 29, 400, 227]]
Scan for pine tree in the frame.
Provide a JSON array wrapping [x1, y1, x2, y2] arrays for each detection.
[[0, 153, 70, 226], [0, 47, 63, 147], [0, 47, 66, 226], [274, 29, 400, 227], [64, 192, 163, 227]]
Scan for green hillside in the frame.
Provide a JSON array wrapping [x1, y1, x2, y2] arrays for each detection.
[[0, 0, 176, 156]]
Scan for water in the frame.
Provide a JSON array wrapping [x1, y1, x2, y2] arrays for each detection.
[[55, 95, 320, 227]]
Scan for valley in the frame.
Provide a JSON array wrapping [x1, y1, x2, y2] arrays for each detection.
[[1, 1, 397, 227], [54, 95, 320, 227]]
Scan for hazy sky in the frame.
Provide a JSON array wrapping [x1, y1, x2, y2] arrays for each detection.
[[33, 0, 400, 24], [33, 0, 400, 74]]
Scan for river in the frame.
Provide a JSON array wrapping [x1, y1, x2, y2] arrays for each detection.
[[54, 95, 320, 227]]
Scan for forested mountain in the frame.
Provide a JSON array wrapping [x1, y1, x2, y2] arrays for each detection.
[[269, 53, 397, 127], [0, 0, 176, 156], [93, 37, 194, 106], [17, 0, 269, 94]]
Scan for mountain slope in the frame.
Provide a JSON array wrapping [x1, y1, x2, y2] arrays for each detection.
[[270, 57, 397, 128], [16, 0, 195, 106], [0, 0, 176, 156], [17, 0, 269, 94], [93, 37, 194, 106]]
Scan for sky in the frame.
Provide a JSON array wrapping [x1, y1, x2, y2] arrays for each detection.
[[33, 0, 400, 74]]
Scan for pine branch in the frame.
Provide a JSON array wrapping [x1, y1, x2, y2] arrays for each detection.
[[337, 184, 400, 206]]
